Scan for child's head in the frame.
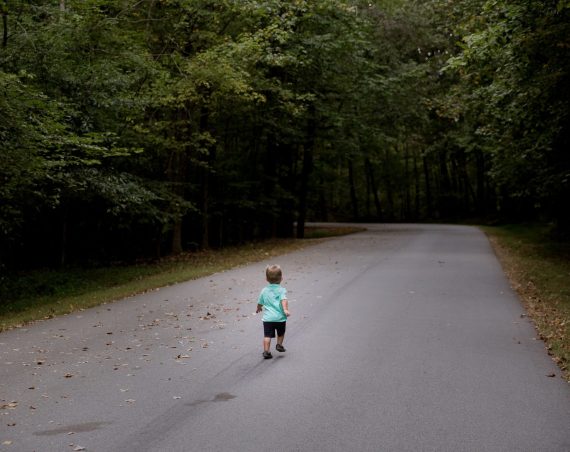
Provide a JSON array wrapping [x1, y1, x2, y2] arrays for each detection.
[[266, 264, 282, 284]]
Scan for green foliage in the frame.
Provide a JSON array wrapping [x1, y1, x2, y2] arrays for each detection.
[[1, 0, 568, 271], [441, 0, 570, 228]]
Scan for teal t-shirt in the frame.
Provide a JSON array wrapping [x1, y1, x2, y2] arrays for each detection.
[[257, 284, 287, 322]]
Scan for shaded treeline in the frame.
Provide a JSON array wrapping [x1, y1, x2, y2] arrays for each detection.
[[1, 0, 568, 270]]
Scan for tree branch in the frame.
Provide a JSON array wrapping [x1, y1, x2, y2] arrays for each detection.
[[2, 0, 8, 48]]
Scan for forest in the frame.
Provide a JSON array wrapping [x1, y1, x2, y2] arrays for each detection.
[[1, 0, 569, 271]]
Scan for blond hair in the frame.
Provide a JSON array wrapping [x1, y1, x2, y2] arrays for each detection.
[[266, 264, 282, 284]]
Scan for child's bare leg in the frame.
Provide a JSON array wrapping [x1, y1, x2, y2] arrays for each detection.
[[263, 337, 271, 352], [276, 335, 286, 352]]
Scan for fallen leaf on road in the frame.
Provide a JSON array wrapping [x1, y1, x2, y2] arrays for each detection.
[[1, 402, 18, 409], [2, 440, 13, 445], [546, 373, 556, 378]]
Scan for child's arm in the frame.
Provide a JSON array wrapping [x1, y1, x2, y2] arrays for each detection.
[[281, 299, 290, 317]]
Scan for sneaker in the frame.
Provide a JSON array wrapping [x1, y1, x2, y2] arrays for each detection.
[[263, 351, 273, 359], [276, 344, 286, 353]]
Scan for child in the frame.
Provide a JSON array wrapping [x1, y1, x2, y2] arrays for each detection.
[[256, 264, 290, 359]]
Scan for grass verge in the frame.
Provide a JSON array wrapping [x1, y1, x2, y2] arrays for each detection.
[[482, 224, 570, 382], [0, 226, 364, 332]]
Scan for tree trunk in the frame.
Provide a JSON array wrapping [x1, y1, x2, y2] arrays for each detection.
[[264, 134, 278, 238], [296, 143, 313, 239], [297, 107, 315, 239], [423, 155, 433, 218], [475, 150, 486, 215], [146, 0, 155, 34], [413, 149, 420, 220], [2, 0, 8, 48], [169, 137, 184, 255], [438, 148, 452, 218], [348, 158, 359, 220], [167, 109, 188, 256], [60, 208, 68, 266], [365, 158, 382, 220], [319, 187, 328, 221], [384, 148, 395, 219], [171, 219, 183, 255], [201, 177, 209, 248], [365, 159, 371, 219], [199, 104, 211, 249], [403, 145, 411, 220]]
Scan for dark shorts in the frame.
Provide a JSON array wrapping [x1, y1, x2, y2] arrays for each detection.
[[263, 321, 286, 338]]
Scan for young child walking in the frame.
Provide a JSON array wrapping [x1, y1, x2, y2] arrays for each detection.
[[256, 264, 290, 359]]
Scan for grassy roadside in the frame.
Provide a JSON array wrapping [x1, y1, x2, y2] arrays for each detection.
[[0, 226, 364, 332], [482, 224, 570, 382]]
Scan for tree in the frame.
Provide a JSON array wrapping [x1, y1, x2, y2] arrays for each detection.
[[441, 0, 570, 232], [2, 0, 568, 273]]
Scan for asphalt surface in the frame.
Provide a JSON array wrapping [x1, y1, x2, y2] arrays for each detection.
[[1, 224, 569, 452]]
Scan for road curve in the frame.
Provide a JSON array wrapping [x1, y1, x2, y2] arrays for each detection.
[[1, 224, 569, 451]]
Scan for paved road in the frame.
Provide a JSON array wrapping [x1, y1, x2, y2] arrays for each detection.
[[1, 224, 569, 451]]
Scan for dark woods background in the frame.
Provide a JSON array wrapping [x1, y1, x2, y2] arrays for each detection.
[[1, 0, 569, 271]]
